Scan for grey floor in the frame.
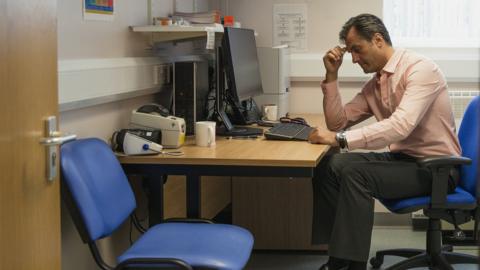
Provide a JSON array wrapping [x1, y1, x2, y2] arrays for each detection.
[[244, 227, 479, 270]]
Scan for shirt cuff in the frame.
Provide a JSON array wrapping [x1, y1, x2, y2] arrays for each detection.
[[345, 129, 365, 150]]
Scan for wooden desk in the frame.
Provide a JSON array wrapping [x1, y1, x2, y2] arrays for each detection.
[[118, 114, 330, 225]]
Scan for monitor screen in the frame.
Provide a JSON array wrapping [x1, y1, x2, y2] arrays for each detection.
[[223, 27, 263, 101]]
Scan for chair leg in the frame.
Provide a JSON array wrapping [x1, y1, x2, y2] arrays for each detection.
[[369, 249, 424, 269], [431, 253, 454, 270], [375, 248, 424, 259], [441, 245, 453, 252], [442, 251, 479, 265], [384, 253, 429, 270], [374, 218, 479, 269]]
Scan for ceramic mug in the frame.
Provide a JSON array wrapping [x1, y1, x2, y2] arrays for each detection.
[[263, 104, 278, 121], [195, 121, 216, 147]]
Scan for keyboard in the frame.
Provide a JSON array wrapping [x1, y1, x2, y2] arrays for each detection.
[[264, 123, 314, 141]]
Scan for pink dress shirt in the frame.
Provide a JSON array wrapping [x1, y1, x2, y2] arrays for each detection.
[[321, 49, 461, 157]]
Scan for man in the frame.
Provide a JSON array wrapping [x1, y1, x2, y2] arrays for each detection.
[[308, 14, 460, 270]]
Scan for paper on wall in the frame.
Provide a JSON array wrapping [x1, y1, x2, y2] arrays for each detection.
[[206, 30, 215, 50], [273, 4, 307, 52]]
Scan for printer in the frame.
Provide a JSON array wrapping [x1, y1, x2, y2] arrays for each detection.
[[130, 104, 186, 149]]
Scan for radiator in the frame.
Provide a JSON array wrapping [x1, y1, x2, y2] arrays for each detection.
[[449, 89, 480, 118]]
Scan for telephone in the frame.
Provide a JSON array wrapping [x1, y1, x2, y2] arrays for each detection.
[[130, 104, 186, 149], [136, 103, 170, 117]]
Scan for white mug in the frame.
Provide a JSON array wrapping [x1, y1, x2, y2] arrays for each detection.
[[195, 121, 216, 147], [263, 104, 278, 121]]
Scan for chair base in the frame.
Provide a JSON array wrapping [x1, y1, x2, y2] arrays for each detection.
[[370, 246, 479, 270]]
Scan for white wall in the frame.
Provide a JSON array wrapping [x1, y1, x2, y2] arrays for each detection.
[[58, 0, 151, 59], [222, 0, 382, 51]]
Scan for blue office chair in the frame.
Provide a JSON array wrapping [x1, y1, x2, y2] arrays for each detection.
[[60, 138, 254, 270], [371, 96, 479, 270]]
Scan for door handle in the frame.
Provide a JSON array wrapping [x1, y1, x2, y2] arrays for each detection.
[[39, 116, 77, 181], [39, 133, 77, 146]]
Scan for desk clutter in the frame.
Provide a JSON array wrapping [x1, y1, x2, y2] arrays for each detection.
[[130, 104, 186, 148], [112, 103, 318, 157], [110, 104, 187, 156]]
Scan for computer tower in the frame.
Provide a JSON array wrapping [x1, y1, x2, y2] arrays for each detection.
[[257, 45, 290, 95], [254, 45, 291, 119], [173, 61, 210, 135]]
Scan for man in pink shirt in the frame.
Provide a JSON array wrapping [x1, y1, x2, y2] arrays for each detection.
[[308, 14, 461, 270]]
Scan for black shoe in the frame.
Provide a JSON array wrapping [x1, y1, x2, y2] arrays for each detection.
[[318, 263, 349, 270]]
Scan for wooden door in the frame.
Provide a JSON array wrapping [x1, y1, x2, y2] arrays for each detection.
[[0, 0, 60, 269]]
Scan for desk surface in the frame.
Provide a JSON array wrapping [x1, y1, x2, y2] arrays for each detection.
[[118, 114, 330, 168]]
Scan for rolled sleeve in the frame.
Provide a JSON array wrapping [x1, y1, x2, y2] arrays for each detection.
[[321, 80, 373, 131]]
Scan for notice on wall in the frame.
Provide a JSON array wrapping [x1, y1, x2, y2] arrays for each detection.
[[273, 4, 307, 52], [83, 0, 114, 21]]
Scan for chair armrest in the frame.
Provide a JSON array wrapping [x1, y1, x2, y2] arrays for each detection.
[[417, 155, 471, 168], [417, 156, 471, 209], [163, 218, 214, 224]]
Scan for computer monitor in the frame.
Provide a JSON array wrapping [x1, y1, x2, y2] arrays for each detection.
[[222, 27, 264, 102], [214, 45, 263, 136]]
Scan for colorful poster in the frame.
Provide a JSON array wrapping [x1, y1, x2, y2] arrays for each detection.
[[83, 0, 114, 21]]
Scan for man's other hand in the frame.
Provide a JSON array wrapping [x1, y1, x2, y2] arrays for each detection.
[[323, 46, 346, 82], [308, 127, 338, 146]]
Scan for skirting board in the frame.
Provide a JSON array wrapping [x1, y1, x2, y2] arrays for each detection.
[[58, 57, 171, 111]]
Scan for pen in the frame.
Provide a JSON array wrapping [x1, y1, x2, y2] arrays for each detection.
[[227, 135, 259, 140]]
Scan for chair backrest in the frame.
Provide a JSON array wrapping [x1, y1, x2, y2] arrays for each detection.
[[457, 96, 479, 197], [60, 138, 136, 242]]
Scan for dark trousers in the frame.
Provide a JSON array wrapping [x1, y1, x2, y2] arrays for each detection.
[[311, 152, 457, 262]]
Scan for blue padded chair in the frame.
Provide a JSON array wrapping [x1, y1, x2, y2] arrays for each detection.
[[60, 138, 254, 270], [370, 96, 480, 269]]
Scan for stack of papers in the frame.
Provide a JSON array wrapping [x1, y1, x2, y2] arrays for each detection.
[[173, 10, 220, 24]]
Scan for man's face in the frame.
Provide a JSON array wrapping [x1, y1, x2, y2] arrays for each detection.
[[345, 27, 384, 74]]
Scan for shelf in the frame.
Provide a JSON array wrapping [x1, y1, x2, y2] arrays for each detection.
[[131, 23, 224, 42]]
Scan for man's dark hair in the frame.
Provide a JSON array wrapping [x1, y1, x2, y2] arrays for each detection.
[[339, 13, 392, 46]]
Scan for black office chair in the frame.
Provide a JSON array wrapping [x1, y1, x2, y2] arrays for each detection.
[[60, 138, 254, 270], [370, 96, 479, 269]]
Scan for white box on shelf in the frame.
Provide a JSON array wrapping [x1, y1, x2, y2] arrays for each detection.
[[257, 45, 290, 95]]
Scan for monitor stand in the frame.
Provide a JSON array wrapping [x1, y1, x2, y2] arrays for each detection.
[[216, 125, 263, 136], [215, 109, 263, 136]]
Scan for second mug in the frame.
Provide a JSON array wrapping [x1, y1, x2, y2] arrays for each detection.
[[263, 104, 278, 121]]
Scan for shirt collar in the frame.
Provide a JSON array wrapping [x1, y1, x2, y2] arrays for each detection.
[[382, 48, 405, 74]]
